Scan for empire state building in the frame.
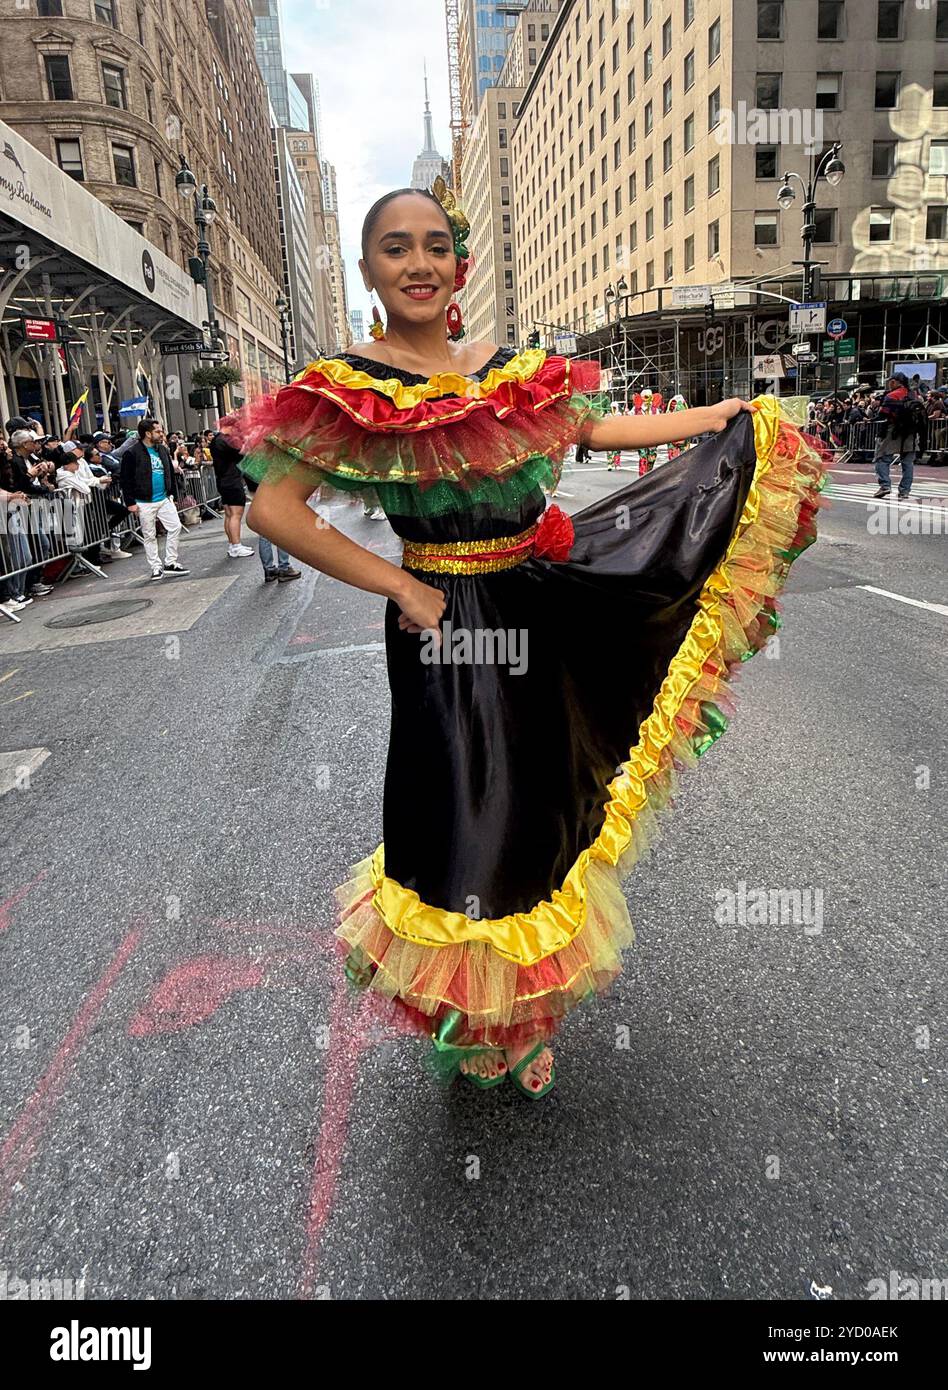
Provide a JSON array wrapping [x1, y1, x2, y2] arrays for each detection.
[[410, 68, 453, 191]]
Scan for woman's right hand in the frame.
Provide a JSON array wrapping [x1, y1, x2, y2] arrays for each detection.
[[396, 574, 446, 635]]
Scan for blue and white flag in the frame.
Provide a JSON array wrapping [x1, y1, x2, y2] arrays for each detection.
[[118, 395, 149, 415]]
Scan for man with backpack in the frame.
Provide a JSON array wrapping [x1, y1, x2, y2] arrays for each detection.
[[873, 373, 927, 500]]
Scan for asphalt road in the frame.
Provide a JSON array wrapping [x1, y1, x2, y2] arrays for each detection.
[[0, 449, 945, 1301]]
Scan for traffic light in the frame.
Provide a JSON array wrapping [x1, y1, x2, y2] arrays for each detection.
[[188, 389, 215, 409], [810, 266, 822, 301], [528, 328, 541, 349], [188, 257, 206, 285]]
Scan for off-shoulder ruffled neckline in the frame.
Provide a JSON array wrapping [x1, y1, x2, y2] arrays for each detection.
[[335, 345, 515, 386]]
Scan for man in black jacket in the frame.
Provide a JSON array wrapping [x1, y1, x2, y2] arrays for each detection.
[[119, 418, 189, 580]]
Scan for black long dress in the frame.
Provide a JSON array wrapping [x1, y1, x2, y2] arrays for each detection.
[[222, 346, 826, 1065]]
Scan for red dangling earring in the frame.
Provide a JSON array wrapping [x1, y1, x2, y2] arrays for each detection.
[[446, 256, 469, 341]]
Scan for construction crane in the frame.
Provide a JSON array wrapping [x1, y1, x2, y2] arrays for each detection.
[[444, 0, 467, 194]]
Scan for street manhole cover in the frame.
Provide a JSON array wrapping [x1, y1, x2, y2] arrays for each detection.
[[45, 598, 154, 629]]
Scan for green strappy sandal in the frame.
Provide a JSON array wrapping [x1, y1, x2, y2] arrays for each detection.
[[509, 1042, 555, 1099]]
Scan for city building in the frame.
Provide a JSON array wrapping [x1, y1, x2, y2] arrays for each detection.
[[0, 0, 282, 430], [508, 0, 948, 399], [272, 123, 321, 369], [320, 161, 351, 352], [411, 68, 454, 190]]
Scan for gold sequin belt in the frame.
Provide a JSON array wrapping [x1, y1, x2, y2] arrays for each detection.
[[401, 523, 539, 575]]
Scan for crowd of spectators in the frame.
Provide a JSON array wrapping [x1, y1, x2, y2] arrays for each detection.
[[806, 376, 946, 454], [0, 414, 219, 616]]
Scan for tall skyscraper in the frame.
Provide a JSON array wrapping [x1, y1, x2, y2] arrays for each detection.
[[411, 66, 454, 190]]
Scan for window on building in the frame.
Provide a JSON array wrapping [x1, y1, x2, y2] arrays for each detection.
[[629, 170, 637, 201], [645, 100, 653, 134], [758, 1, 783, 38], [44, 54, 73, 100], [816, 72, 841, 109], [37, 0, 64, 12], [646, 207, 654, 240], [498, 101, 506, 118], [501, 185, 510, 205], [813, 208, 837, 241], [663, 78, 673, 114], [754, 212, 779, 246], [872, 141, 896, 176], [877, 1, 903, 40], [94, 0, 116, 24], [755, 146, 778, 178], [500, 157, 509, 176], [874, 71, 900, 107], [645, 154, 653, 187], [628, 119, 636, 153], [684, 0, 695, 28], [646, 260, 655, 289], [644, 0, 653, 23], [930, 139, 948, 174], [630, 221, 638, 250], [664, 134, 674, 169], [55, 137, 83, 179], [756, 73, 781, 108], [662, 16, 672, 55], [663, 193, 673, 227], [684, 232, 695, 269], [926, 205, 948, 238], [708, 17, 721, 62], [102, 63, 127, 109], [663, 247, 673, 280], [684, 50, 695, 90], [153, 157, 162, 195], [708, 86, 721, 128], [708, 219, 720, 256], [683, 113, 695, 151], [708, 154, 720, 194], [504, 268, 513, 288], [684, 173, 695, 211], [869, 207, 892, 240], [503, 214, 511, 233], [112, 143, 136, 187], [935, 72, 948, 105], [818, 0, 844, 39], [503, 242, 512, 261], [644, 45, 652, 80], [938, 0, 948, 39]]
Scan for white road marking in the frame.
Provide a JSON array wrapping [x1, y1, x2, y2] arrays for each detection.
[[859, 586, 948, 617], [0, 748, 51, 798]]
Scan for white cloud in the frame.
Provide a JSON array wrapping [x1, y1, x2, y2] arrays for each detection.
[[282, 0, 454, 346]]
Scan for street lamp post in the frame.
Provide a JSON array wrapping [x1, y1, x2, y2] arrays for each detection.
[[175, 155, 224, 420], [776, 142, 845, 397], [276, 294, 292, 384]]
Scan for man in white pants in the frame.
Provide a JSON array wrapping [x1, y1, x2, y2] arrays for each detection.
[[119, 418, 190, 580]]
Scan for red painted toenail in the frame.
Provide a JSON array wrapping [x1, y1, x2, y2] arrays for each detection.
[[532, 1080, 540, 1089]]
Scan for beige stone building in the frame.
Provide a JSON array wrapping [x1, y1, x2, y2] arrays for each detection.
[[0, 0, 287, 418], [287, 128, 338, 354], [509, 0, 948, 343], [320, 160, 350, 352]]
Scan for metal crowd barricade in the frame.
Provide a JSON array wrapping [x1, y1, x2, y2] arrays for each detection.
[[2, 458, 232, 620], [840, 420, 880, 462], [926, 418, 948, 464]]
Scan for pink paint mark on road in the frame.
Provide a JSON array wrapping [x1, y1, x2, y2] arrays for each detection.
[[0, 869, 49, 935], [297, 982, 418, 1298], [0, 924, 143, 1219], [127, 954, 265, 1036]]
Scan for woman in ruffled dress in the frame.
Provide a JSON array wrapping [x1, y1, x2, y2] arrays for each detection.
[[220, 184, 826, 1100]]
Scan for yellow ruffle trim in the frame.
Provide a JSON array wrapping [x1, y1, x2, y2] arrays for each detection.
[[334, 396, 825, 982], [293, 348, 548, 407]]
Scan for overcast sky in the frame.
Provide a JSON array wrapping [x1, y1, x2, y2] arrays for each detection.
[[282, 0, 455, 345]]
